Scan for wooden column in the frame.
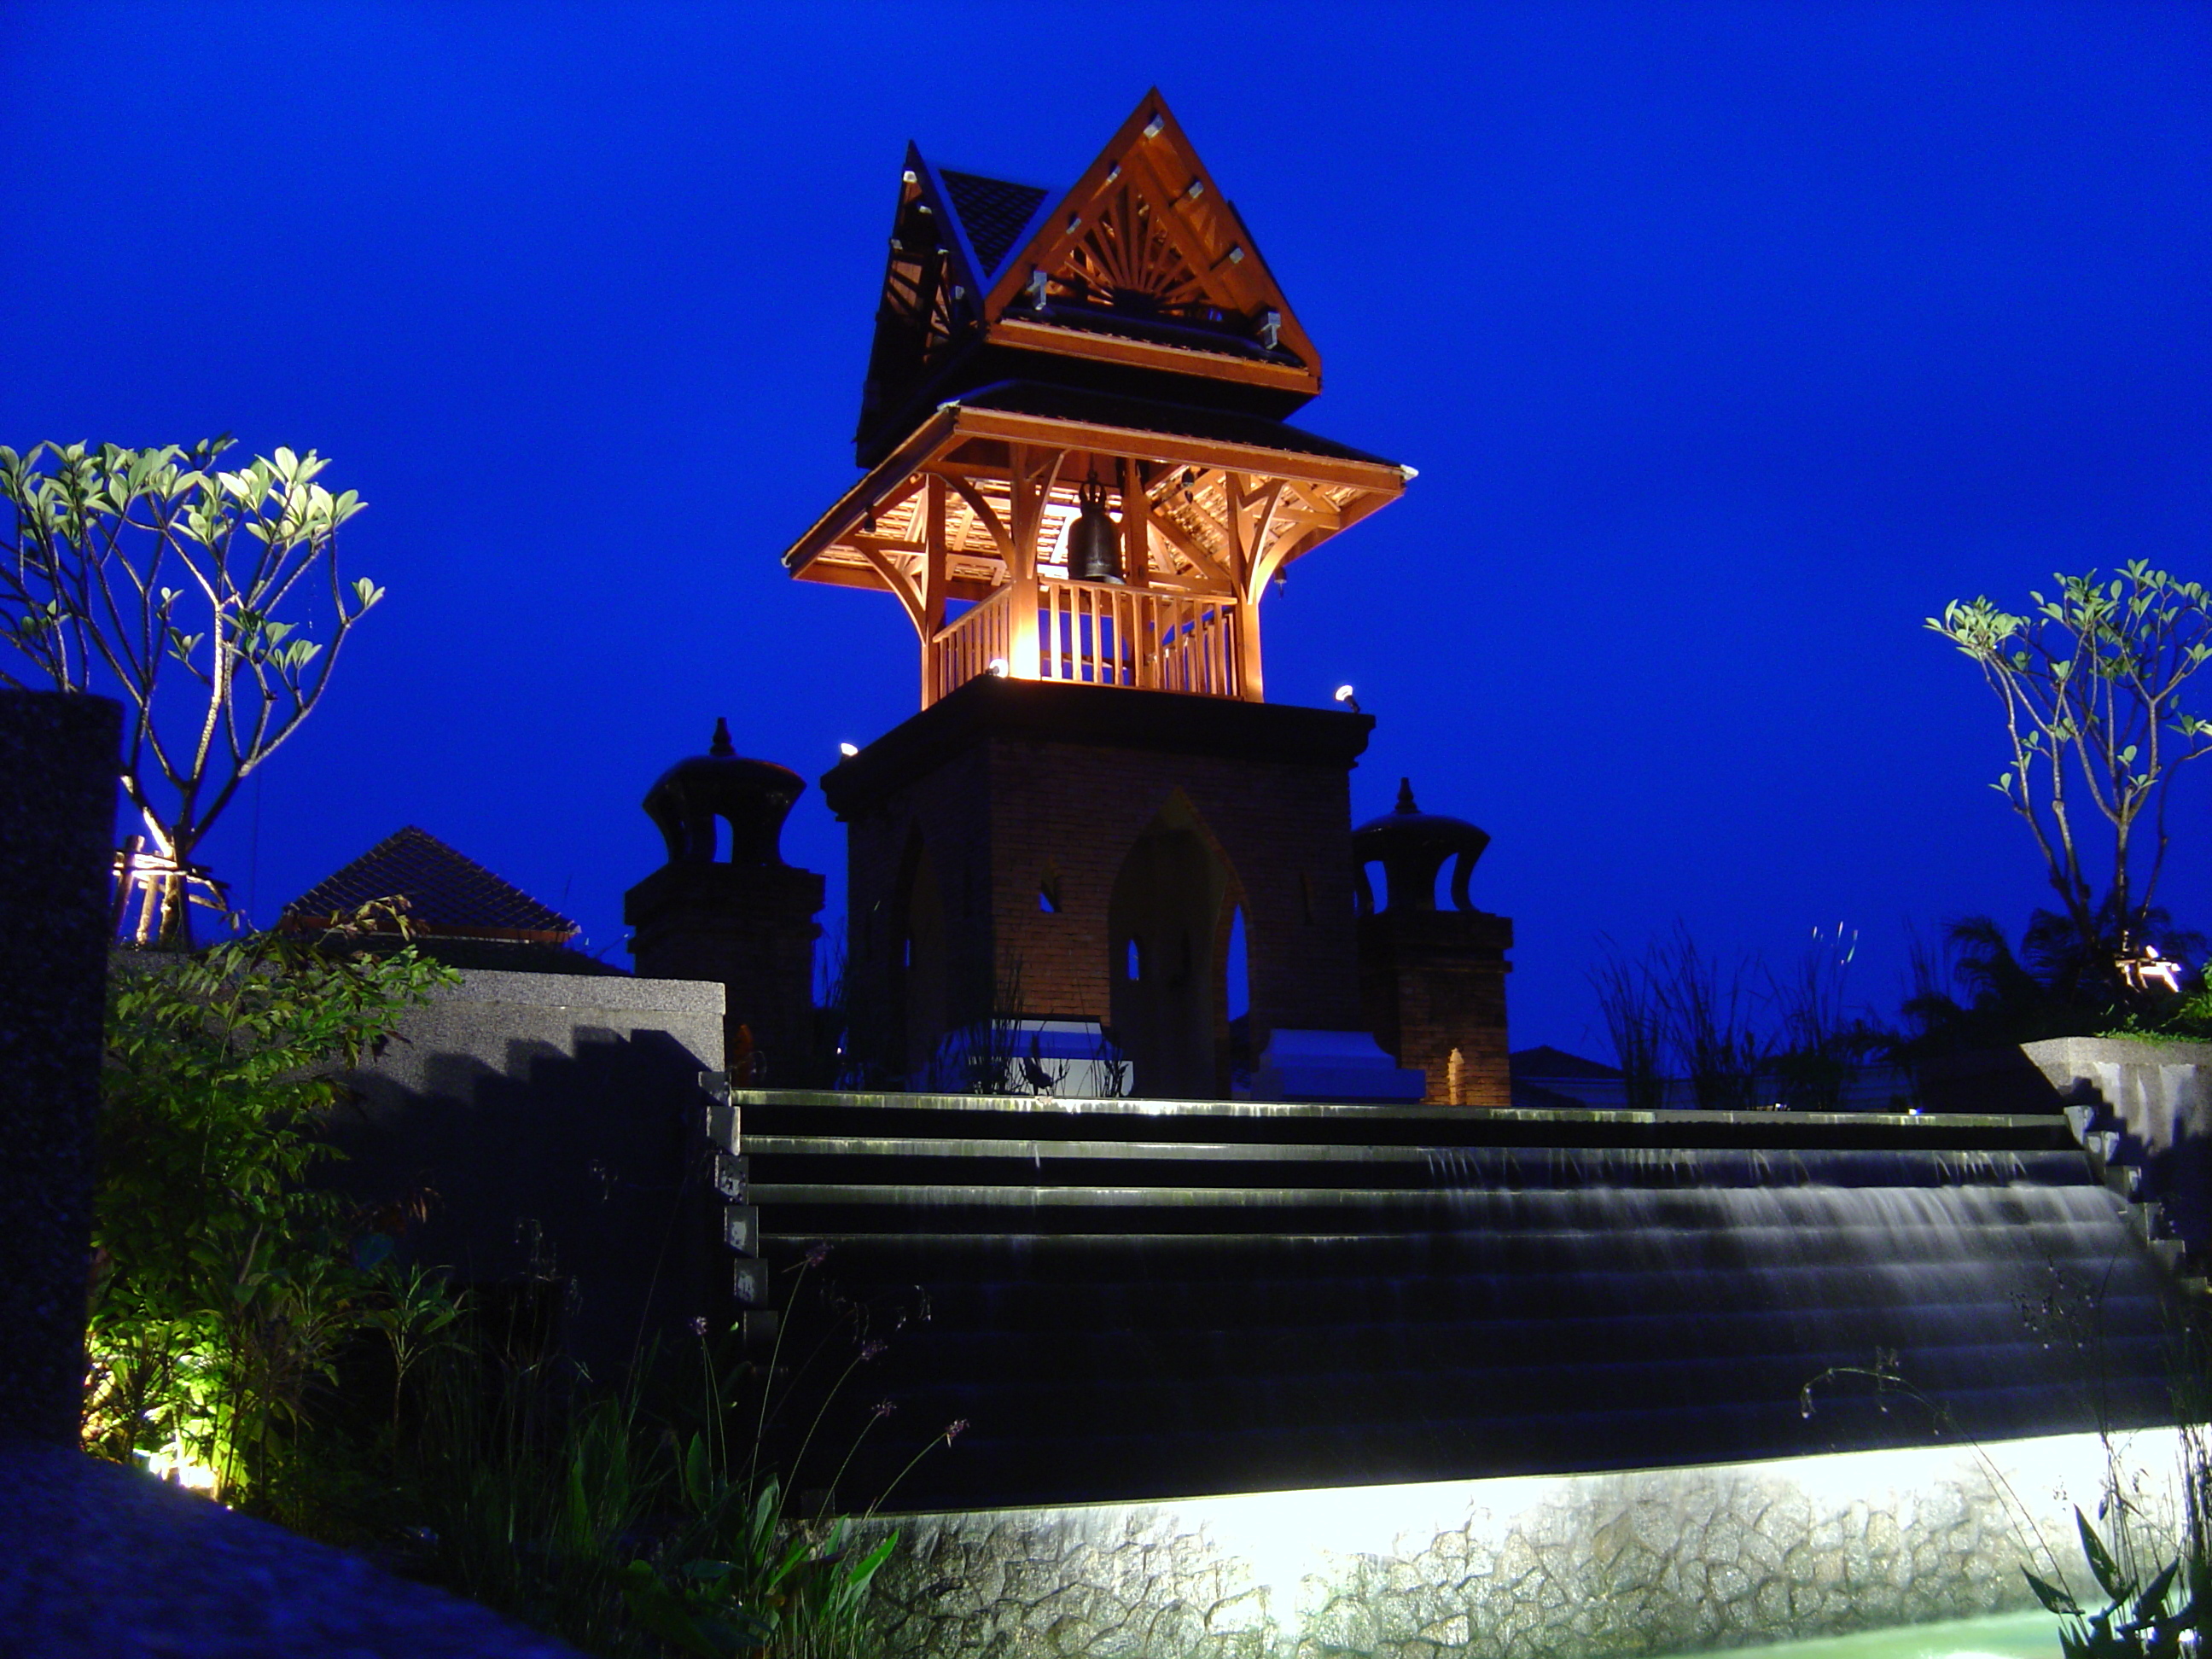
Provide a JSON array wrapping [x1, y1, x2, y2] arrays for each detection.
[[1119, 459, 1151, 591], [921, 474, 949, 706], [1004, 445, 1064, 681], [1004, 445, 1036, 679], [1234, 597, 1266, 701]]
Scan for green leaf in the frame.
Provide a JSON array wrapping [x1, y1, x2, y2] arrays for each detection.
[[2133, 1560, 2180, 1624], [683, 1431, 710, 1512], [619, 1565, 725, 1659], [2078, 1507, 2133, 1604], [2028, 1569, 2085, 1617]]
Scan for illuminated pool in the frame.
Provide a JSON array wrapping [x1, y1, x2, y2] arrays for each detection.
[[1686, 1608, 2057, 1659]]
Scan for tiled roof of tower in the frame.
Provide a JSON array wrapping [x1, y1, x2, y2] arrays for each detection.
[[939, 170, 1051, 280], [285, 826, 578, 939], [957, 380, 1402, 467]]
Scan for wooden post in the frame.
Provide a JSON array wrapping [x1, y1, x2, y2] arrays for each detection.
[[922, 474, 949, 706], [1119, 458, 1150, 591], [1005, 445, 1040, 679], [1004, 445, 1065, 682]]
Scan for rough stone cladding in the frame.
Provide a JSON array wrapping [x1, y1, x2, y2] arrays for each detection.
[[843, 725, 1367, 1061], [848, 1435, 2141, 1659], [1359, 911, 1514, 1107]]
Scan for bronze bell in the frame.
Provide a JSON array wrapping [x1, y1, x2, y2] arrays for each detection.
[[1067, 472, 1123, 585]]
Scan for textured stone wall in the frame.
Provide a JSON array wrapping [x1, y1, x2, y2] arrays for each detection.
[[857, 1433, 2174, 1659]]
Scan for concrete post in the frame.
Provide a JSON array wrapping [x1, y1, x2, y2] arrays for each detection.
[[0, 691, 119, 1443]]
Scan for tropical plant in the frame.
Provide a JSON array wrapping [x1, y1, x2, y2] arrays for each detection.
[[0, 437, 381, 941], [1662, 929, 1772, 1111], [1929, 562, 2212, 987], [387, 1248, 950, 1658], [1767, 925, 1890, 1110], [83, 906, 455, 1505], [1900, 909, 2208, 1055], [1588, 939, 1668, 1111], [2024, 1505, 2203, 1659], [360, 1261, 472, 1451]]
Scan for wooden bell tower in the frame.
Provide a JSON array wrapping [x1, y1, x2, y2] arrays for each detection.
[[783, 92, 1429, 1098]]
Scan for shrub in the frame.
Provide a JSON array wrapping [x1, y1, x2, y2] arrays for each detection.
[[83, 907, 454, 1508]]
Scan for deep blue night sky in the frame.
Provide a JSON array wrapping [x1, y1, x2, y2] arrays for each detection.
[[5, 4, 2207, 1054]]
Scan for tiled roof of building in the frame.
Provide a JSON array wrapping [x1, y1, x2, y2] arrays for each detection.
[[285, 826, 577, 940], [938, 169, 1051, 281], [1510, 1045, 1624, 1081]]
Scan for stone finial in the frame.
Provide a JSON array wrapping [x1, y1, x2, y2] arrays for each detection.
[[1353, 777, 1491, 913], [643, 719, 806, 866]]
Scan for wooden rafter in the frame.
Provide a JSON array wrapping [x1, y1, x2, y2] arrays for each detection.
[[946, 475, 1014, 561], [780, 405, 1406, 649]]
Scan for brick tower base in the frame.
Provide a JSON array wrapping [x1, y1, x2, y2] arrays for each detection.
[[824, 676, 1376, 1098]]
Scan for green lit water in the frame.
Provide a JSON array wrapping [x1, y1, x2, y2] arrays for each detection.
[[1674, 1610, 2058, 1659]]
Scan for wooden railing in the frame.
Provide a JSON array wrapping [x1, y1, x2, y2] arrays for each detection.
[[926, 582, 1244, 707], [927, 586, 1013, 706], [1039, 581, 1242, 698]]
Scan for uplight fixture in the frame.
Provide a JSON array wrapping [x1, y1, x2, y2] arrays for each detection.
[[987, 658, 1009, 678], [1334, 684, 1361, 714], [839, 742, 859, 758]]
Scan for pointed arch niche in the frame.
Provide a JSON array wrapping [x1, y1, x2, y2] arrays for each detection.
[[894, 829, 949, 1080], [1108, 791, 1246, 1098]]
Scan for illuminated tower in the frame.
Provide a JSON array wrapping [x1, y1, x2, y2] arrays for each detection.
[[782, 92, 1451, 1098]]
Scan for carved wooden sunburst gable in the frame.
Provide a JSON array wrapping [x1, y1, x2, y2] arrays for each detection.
[[979, 92, 1321, 391]]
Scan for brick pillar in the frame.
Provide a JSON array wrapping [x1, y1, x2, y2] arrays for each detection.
[[626, 863, 824, 1085], [1359, 909, 1513, 1107]]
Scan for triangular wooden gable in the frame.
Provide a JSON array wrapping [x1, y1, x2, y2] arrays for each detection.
[[854, 145, 1005, 445], [978, 90, 1321, 394]]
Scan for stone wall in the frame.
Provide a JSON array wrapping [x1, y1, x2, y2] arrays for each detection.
[[857, 1432, 2178, 1659], [2023, 1037, 2212, 1260]]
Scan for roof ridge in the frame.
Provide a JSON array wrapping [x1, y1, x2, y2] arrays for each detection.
[[285, 824, 578, 938]]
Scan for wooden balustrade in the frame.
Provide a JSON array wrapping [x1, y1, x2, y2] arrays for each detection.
[[926, 582, 1244, 707], [927, 585, 1014, 706]]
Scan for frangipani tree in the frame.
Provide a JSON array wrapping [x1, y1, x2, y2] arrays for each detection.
[[0, 437, 381, 942], [1929, 562, 2212, 984]]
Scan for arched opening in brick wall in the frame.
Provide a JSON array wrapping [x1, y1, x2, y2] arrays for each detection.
[[894, 830, 949, 1082], [1108, 793, 1239, 1099]]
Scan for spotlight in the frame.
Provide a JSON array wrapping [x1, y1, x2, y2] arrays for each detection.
[[1333, 684, 1361, 714], [838, 742, 859, 758], [987, 658, 1009, 678]]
